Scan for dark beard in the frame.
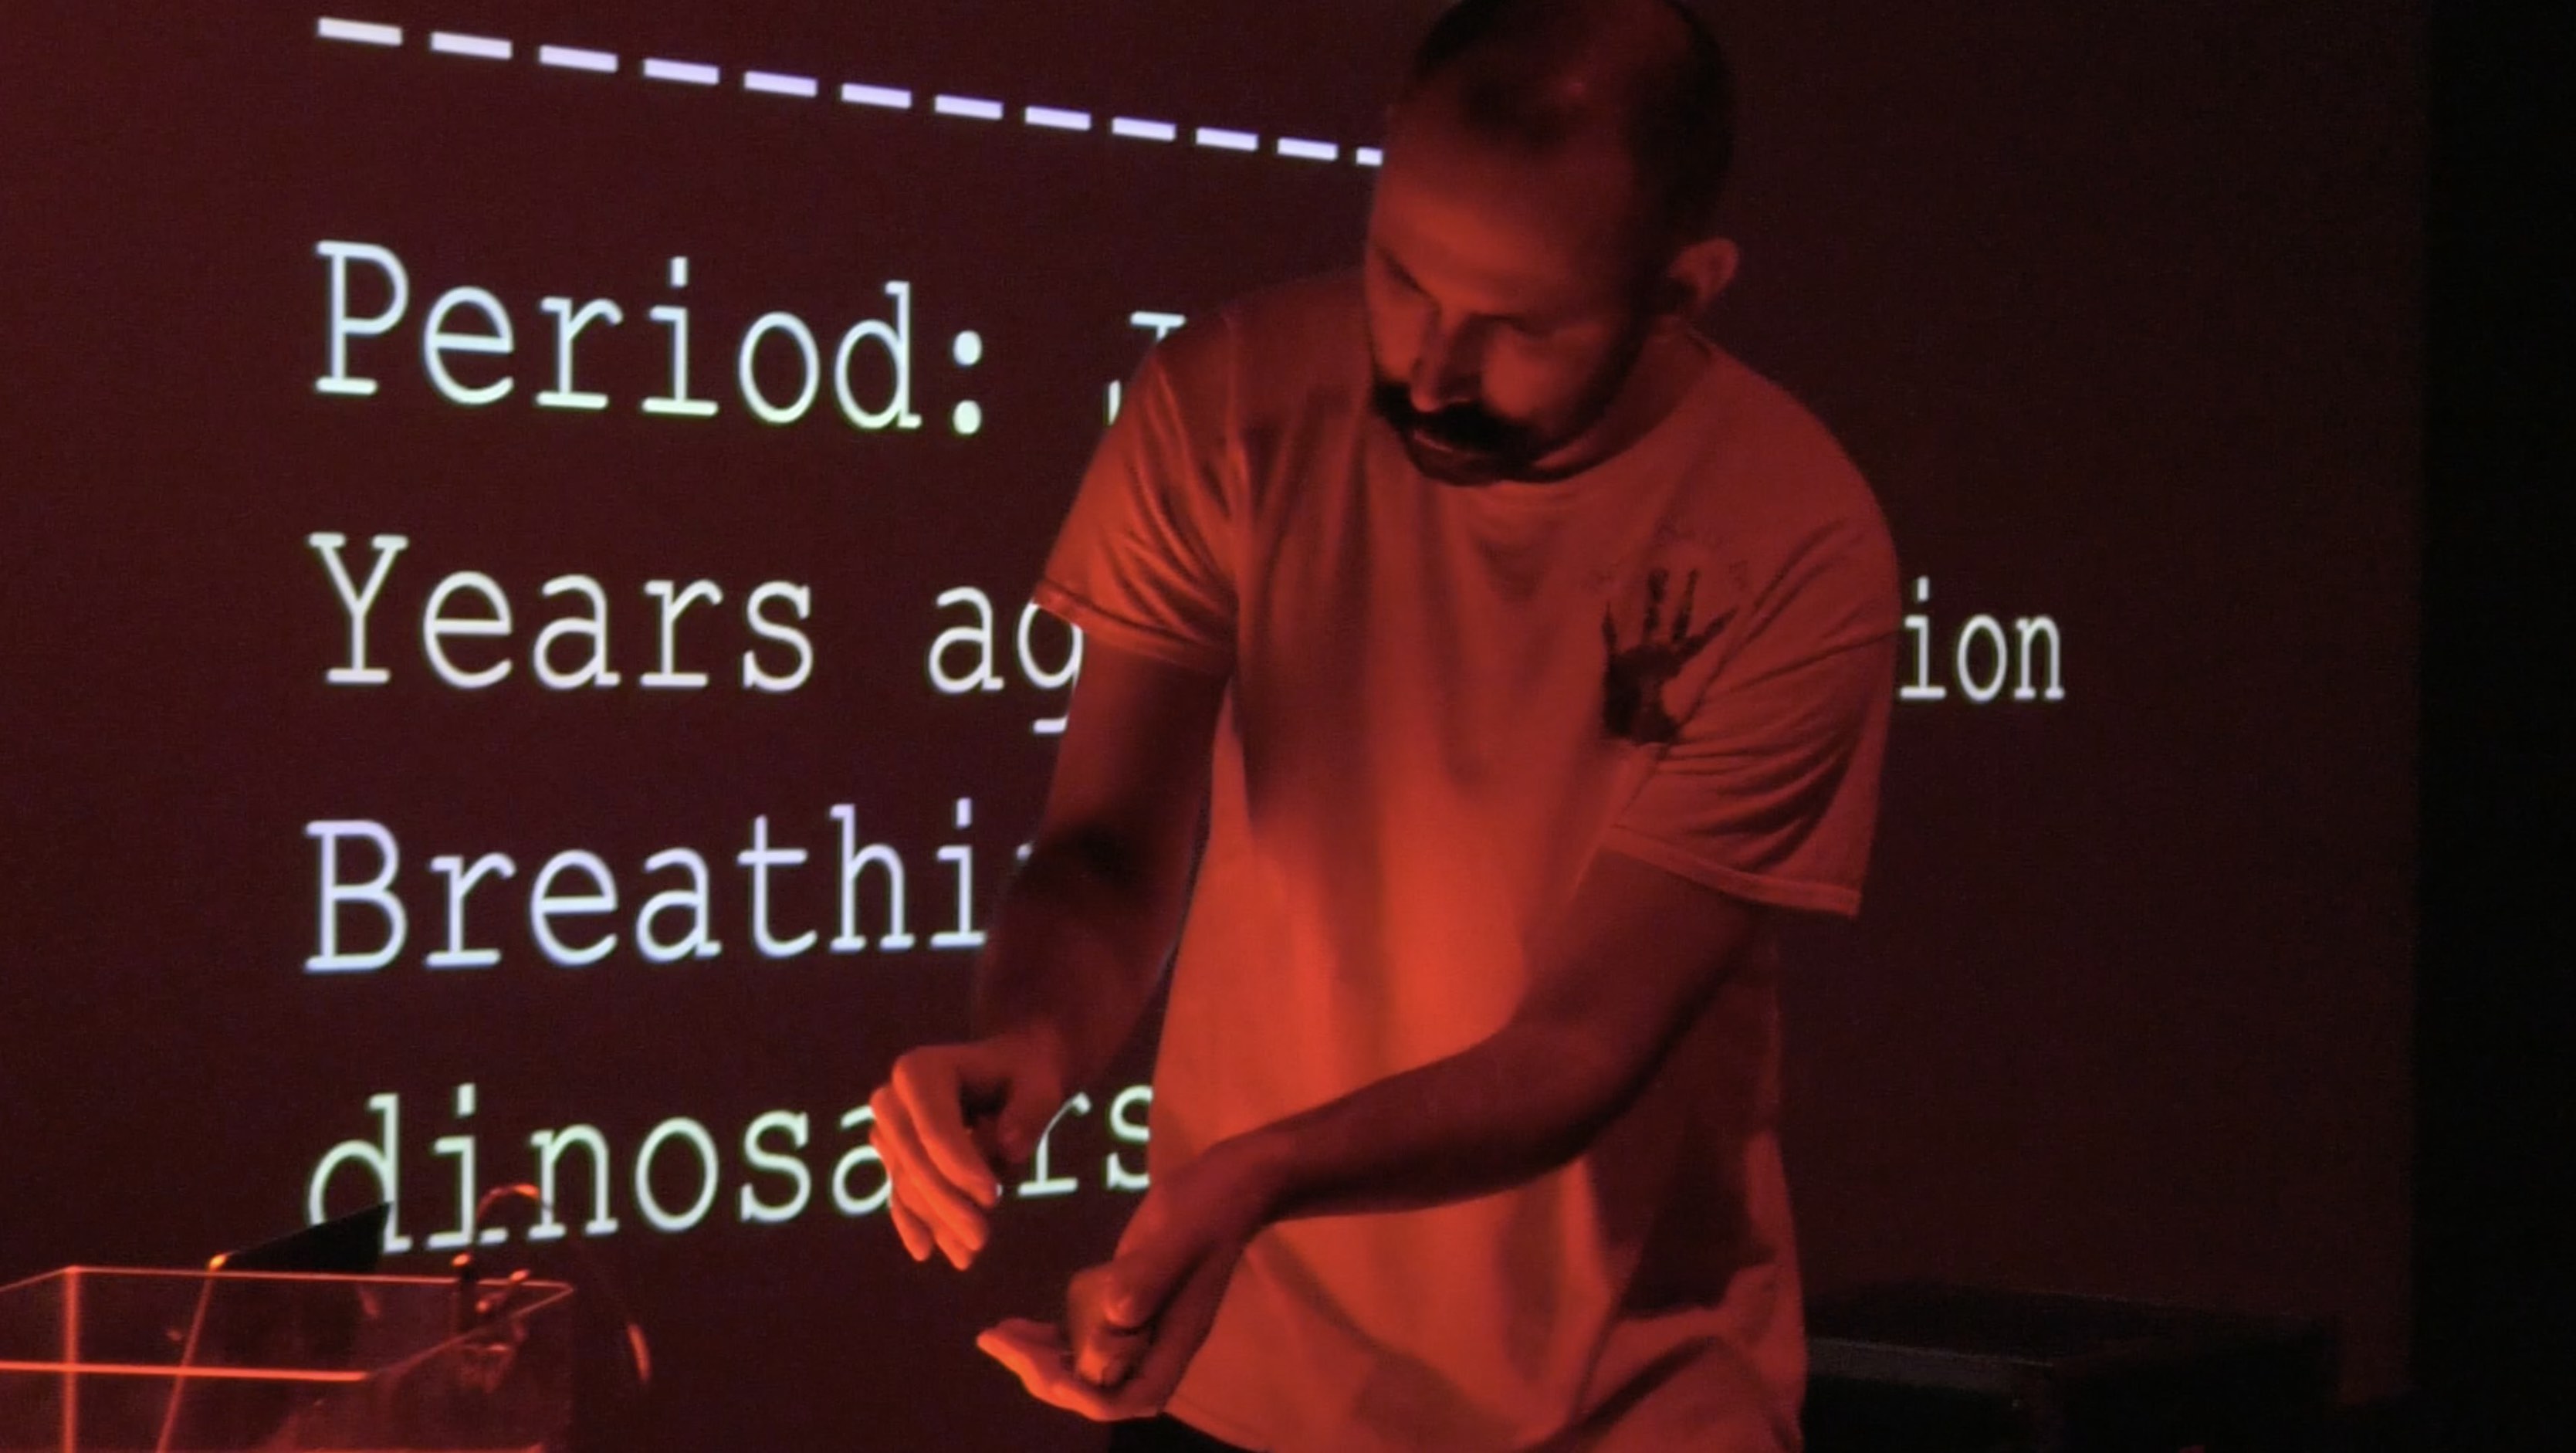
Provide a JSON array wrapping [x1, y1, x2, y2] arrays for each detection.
[[1366, 381, 1548, 485], [1366, 310, 1657, 487]]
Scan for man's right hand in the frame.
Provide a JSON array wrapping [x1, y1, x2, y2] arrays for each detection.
[[867, 1030, 1068, 1269]]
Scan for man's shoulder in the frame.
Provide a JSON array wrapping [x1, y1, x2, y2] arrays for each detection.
[[1671, 347, 1898, 603], [1687, 348, 1882, 512], [1217, 268, 1366, 356], [1155, 270, 1364, 390]]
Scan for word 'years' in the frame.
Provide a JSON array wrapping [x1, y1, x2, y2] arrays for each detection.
[[310, 532, 813, 693]]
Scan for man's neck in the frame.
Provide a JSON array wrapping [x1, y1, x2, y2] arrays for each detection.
[[1528, 327, 1714, 479]]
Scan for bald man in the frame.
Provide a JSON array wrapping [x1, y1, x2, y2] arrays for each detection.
[[865, 2, 1899, 1448]]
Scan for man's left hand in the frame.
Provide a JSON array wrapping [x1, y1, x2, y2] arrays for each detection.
[[977, 1137, 1277, 1421]]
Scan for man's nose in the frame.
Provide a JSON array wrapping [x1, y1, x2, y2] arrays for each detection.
[[1409, 314, 1481, 414]]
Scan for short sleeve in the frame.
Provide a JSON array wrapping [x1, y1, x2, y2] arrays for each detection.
[[1601, 520, 1901, 919], [1033, 328, 1239, 676]]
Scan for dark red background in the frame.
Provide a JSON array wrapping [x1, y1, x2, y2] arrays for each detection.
[[0, 3, 2418, 1448]]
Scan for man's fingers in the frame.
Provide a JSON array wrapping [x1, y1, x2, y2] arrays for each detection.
[[1065, 1263, 1151, 1388], [895, 1165, 979, 1270], [977, 1319, 1127, 1421], [976, 1319, 1071, 1387], [1101, 1188, 1194, 1327], [870, 1092, 979, 1247], [890, 1055, 1006, 1208], [1098, 1243, 1183, 1333], [1107, 1241, 1239, 1417], [871, 1107, 933, 1260], [868, 1089, 990, 1263], [1014, 1243, 1240, 1423], [1074, 1324, 1149, 1390], [885, 1180, 935, 1262]]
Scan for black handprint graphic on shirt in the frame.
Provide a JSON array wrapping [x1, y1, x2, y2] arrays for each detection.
[[1602, 567, 1731, 744]]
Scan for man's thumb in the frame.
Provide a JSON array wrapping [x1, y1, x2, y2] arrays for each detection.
[[1102, 1249, 1170, 1331], [993, 1099, 1056, 1165]]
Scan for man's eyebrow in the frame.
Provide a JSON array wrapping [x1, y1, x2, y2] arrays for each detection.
[[1371, 241, 1579, 334]]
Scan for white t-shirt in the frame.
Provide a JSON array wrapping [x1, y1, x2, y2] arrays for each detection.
[[1036, 271, 1899, 1452]]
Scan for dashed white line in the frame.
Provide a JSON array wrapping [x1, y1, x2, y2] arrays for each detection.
[[538, 44, 617, 73], [428, 31, 510, 61], [316, 16, 401, 46], [316, 17, 1379, 172], [744, 69, 817, 98], [841, 82, 913, 109], [642, 56, 719, 86], [1025, 105, 1092, 132]]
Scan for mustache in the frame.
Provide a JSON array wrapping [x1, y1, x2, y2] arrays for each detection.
[[1367, 380, 1535, 459]]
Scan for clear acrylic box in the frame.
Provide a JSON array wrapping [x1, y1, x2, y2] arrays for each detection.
[[0, 1267, 573, 1452]]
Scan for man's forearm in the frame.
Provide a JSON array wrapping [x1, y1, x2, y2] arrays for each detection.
[[970, 829, 1185, 1093], [1224, 1019, 1637, 1225], [1214, 855, 1765, 1226]]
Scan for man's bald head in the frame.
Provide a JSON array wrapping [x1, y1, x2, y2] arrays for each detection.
[[1396, 0, 1735, 250]]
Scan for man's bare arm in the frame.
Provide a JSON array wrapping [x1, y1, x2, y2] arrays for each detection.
[[1060, 847, 1769, 1370], [1227, 848, 1764, 1221], [866, 635, 1224, 1268], [972, 637, 1226, 1092], [1001, 855, 1768, 1411]]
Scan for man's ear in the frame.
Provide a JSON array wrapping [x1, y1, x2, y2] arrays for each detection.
[[1654, 235, 1742, 323]]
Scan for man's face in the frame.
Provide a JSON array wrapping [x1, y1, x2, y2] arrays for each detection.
[[1363, 110, 1663, 485]]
